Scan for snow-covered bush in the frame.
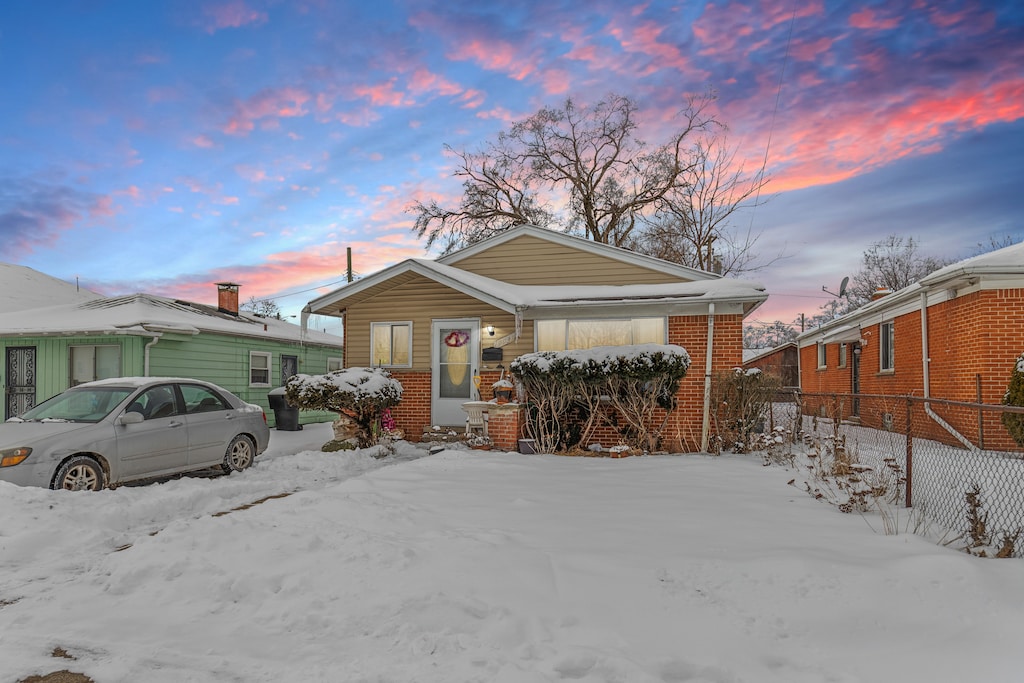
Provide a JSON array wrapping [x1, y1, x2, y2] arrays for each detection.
[[286, 368, 402, 447], [511, 344, 691, 453], [1001, 352, 1024, 447]]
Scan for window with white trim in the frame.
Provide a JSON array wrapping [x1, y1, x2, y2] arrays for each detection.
[[817, 342, 827, 369], [371, 322, 412, 367], [250, 351, 272, 387], [536, 317, 666, 352], [327, 357, 343, 372], [880, 321, 895, 371], [838, 343, 848, 369], [69, 344, 121, 386]]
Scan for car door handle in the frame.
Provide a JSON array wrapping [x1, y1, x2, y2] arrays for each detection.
[[224, 414, 235, 420], [168, 420, 184, 428]]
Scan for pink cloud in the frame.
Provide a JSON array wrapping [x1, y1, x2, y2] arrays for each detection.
[[192, 134, 216, 148], [235, 164, 284, 183], [849, 8, 900, 30], [352, 80, 412, 107], [223, 86, 311, 136], [447, 40, 537, 81], [201, 1, 268, 34]]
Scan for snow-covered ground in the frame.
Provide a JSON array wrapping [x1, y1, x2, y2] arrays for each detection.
[[1, 424, 1022, 682]]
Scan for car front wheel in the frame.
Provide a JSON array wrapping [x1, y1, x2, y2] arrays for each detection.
[[54, 456, 106, 491], [222, 435, 256, 473]]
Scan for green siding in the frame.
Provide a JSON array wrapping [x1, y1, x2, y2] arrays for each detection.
[[1, 332, 341, 427]]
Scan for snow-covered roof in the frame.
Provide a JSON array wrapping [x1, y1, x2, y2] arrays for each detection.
[[797, 241, 1024, 345], [0, 262, 102, 313], [919, 240, 1024, 287], [0, 292, 344, 347], [308, 258, 767, 317]]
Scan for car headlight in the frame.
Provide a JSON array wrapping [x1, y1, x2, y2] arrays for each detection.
[[0, 447, 32, 467]]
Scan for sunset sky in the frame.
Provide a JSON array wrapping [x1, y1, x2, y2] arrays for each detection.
[[2, 0, 1022, 334]]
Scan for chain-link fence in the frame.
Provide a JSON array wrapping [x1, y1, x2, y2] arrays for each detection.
[[759, 391, 1024, 558]]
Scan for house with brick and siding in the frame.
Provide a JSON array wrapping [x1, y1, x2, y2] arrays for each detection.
[[796, 241, 1024, 450], [302, 224, 767, 452]]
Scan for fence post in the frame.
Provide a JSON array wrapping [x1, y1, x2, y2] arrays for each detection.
[[905, 397, 913, 508], [976, 374, 984, 450]]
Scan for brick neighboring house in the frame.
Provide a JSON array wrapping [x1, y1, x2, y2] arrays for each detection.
[[796, 241, 1024, 450], [743, 342, 798, 388], [303, 225, 768, 452]]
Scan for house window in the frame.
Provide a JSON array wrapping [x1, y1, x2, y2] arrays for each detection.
[[371, 322, 412, 367], [250, 351, 272, 387], [536, 317, 666, 352], [880, 321, 895, 372], [817, 342, 827, 369], [327, 357, 343, 372], [838, 343, 848, 369], [69, 345, 121, 386]]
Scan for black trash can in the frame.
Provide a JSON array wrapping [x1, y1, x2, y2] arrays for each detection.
[[267, 387, 302, 431]]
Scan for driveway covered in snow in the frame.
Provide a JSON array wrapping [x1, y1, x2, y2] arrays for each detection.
[[1, 424, 1022, 682]]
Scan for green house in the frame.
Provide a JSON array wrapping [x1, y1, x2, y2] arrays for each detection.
[[1, 282, 344, 427]]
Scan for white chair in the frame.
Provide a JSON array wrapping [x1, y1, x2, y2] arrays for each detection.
[[462, 401, 489, 437]]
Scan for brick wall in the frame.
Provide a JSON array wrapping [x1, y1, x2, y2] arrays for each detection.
[[798, 288, 1024, 450], [388, 370, 431, 437]]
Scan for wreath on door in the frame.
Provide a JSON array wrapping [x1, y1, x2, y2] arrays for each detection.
[[444, 330, 470, 348]]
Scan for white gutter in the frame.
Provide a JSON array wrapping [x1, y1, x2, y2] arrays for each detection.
[[300, 305, 311, 333], [143, 334, 161, 376], [920, 290, 978, 451], [700, 303, 715, 452]]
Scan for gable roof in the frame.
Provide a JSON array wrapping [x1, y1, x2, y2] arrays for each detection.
[[436, 224, 720, 282], [0, 262, 102, 313], [0, 292, 344, 346], [306, 257, 766, 318], [797, 241, 1024, 345]]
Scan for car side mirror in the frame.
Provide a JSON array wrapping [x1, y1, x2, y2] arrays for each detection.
[[118, 411, 144, 425]]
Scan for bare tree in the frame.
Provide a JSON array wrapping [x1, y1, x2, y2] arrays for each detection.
[[410, 93, 719, 253], [743, 320, 797, 349], [242, 296, 282, 319], [628, 138, 773, 275], [842, 235, 952, 310]]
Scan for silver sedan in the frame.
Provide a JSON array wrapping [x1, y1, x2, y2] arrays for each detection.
[[0, 377, 270, 491]]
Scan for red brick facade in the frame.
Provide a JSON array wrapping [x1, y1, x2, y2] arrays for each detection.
[[800, 288, 1024, 451]]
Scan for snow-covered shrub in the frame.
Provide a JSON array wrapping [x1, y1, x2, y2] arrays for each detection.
[[511, 344, 691, 453], [286, 368, 402, 447], [710, 367, 780, 453], [1000, 352, 1024, 447]]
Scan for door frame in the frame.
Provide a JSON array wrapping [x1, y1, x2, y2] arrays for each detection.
[[430, 318, 480, 427]]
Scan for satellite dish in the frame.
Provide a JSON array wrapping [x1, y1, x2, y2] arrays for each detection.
[[839, 276, 849, 298]]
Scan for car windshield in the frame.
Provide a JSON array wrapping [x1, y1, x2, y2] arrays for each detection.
[[17, 387, 136, 423]]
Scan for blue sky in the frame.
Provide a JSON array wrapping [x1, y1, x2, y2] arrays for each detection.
[[2, 0, 1022, 331]]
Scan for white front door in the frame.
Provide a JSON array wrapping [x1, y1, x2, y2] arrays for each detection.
[[431, 319, 480, 426]]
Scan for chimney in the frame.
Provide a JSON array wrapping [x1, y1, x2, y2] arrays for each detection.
[[216, 282, 241, 316], [871, 286, 892, 301]]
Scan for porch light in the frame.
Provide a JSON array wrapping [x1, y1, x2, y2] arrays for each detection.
[[487, 325, 495, 336]]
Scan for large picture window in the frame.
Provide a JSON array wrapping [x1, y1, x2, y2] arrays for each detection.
[[880, 321, 895, 371], [250, 351, 272, 387], [371, 322, 412, 367], [69, 345, 121, 386], [536, 317, 666, 352]]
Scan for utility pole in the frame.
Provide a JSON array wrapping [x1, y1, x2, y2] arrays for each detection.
[[346, 247, 353, 283]]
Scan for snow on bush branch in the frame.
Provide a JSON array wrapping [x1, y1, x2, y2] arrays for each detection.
[[286, 368, 402, 447], [511, 344, 691, 453]]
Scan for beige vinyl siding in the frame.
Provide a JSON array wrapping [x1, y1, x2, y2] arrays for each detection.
[[450, 233, 686, 285], [345, 275, 534, 371]]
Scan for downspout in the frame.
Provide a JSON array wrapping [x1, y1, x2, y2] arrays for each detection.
[[143, 334, 161, 377], [700, 303, 715, 452], [920, 290, 978, 451]]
